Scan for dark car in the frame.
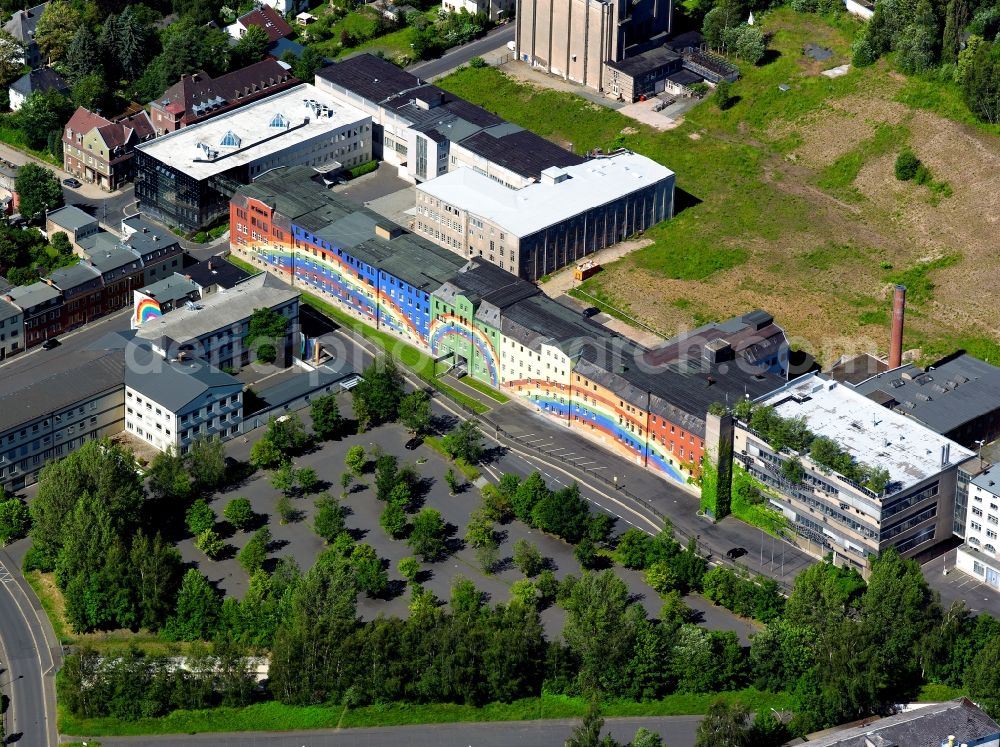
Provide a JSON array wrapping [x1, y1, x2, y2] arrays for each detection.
[[41, 338, 60, 350], [404, 437, 423, 451], [62, 178, 82, 188], [582, 307, 600, 318], [726, 547, 748, 560]]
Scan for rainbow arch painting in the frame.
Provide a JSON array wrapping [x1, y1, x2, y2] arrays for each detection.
[[429, 317, 499, 386], [133, 294, 162, 328]]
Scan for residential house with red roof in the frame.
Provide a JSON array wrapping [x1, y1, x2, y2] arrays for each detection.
[[227, 5, 295, 43], [149, 59, 298, 135], [62, 107, 156, 192]]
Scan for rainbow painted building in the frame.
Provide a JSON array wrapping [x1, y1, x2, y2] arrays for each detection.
[[231, 170, 790, 487]]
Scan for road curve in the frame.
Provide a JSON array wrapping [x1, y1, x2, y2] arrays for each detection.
[[0, 544, 59, 747], [84, 715, 702, 747]]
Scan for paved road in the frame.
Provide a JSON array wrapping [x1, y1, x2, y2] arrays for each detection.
[[0, 543, 59, 747], [408, 25, 515, 80], [62, 184, 138, 233], [92, 715, 701, 747]]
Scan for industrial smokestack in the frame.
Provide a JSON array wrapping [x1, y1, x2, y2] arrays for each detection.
[[889, 284, 906, 369], [313, 339, 321, 364]]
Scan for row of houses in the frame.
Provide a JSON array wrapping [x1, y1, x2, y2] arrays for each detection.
[[0, 211, 182, 358]]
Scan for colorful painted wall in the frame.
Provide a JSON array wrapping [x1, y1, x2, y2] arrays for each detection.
[[430, 295, 500, 386]]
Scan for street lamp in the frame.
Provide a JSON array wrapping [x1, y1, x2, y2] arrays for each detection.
[[976, 439, 986, 461]]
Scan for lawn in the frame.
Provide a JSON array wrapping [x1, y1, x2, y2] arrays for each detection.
[[438, 7, 1000, 366], [61, 688, 796, 737]]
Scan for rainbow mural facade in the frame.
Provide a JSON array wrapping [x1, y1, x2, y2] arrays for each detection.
[[429, 312, 500, 387], [132, 292, 162, 329]]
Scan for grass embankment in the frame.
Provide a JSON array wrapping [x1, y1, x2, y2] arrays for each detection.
[[423, 435, 482, 482], [62, 688, 796, 737], [438, 8, 1000, 364], [226, 255, 489, 414]]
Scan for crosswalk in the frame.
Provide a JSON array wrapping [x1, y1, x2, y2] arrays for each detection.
[[0, 560, 13, 584]]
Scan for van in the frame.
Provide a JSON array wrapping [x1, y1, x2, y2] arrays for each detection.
[[506, 40, 516, 51]]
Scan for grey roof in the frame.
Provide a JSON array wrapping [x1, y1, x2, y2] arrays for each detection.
[[0, 297, 21, 323], [316, 54, 422, 104], [135, 273, 298, 344], [47, 262, 100, 293], [0, 350, 124, 434], [87, 245, 141, 276], [10, 67, 69, 98], [500, 294, 618, 354], [141, 275, 200, 305], [47, 205, 97, 233], [3, 2, 47, 44], [77, 232, 119, 256], [803, 698, 999, 747], [456, 128, 584, 181], [849, 354, 1000, 437], [826, 353, 888, 385], [182, 256, 251, 290], [125, 343, 242, 412], [121, 217, 182, 259], [606, 46, 682, 77], [0, 275, 10, 293], [972, 461, 1000, 496], [254, 362, 356, 411], [239, 166, 465, 292], [6, 281, 61, 312], [434, 260, 539, 311]]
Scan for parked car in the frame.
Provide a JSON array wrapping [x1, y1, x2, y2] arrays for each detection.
[[41, 338, 60, 350], [582, 307, 600, 318], [405, 437, 423, 451], [726, 547, 748, 560], [62, 178, 82, 188]]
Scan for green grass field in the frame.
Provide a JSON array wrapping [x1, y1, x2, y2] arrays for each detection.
[[61, 688, 797, 737]]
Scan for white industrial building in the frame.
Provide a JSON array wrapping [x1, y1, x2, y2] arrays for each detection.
[[956, 463, 1000, 590]]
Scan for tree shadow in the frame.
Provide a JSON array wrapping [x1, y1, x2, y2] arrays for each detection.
[[443, 522, 464, 556], [347, 527, 369, 541], [541, 556, 559, 572], [492, 556, 513, 574], [414, 568, 435, 584], [626, 592, 647, 606], [493, 528, 509, 545], [760, 48, 781, 65], [224, 458, 256, 488], [587, 554, 613, 571], [269, 538, 290, 552], [719, 94, 742, 111], [384, 578, 408, 600], [686, 608, 706, 624], [6, 731, 23, 743]]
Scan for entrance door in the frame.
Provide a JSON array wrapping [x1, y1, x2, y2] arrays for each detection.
[[987, 567, 1000, 588]]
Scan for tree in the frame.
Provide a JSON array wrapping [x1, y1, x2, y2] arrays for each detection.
[[442, 420, 484, 463], [164, 569, 221, 641], [232, 23, 269, 67], [941, 0, 970, 63], [702, 2, 740, 52], [71, 73, 110, 112], [105, 6, 150, 81], [352, 357, 404, 430], [734, 26, 766, 65], [407, 507, 447, 560], [380, 501, 407, 538], [630, 728, 663, 747], [296, 467, 319, 495], [0, 30, 25, 87], [250, 438, 285, 470], [187, 436, 227, 492], [480, 483, 513, 523], [465, 509, 495, 549], [565, 702, 620, 747], [265, 414, 310, 455], [695, 699, 751, 747], [397, 556, 420, 584], [350, 543, 388, 597], [147, 447, 192, 502], [276, 494, 295, 524], [713, 79, 733, 111], [965, 634, 1000, 717], [310, 394, 342, 440], [340, 472, 352, 498], [531, 483, 591, 543], [374, 453, 398, 501], [896, 0, 938, 74], [616, 528, 651, 568], [445, 468, 460, 495], [15, 162, 63, 218], [130, 533, 181, 631], [895, 149, 921, 181], [238, 527, 271, 574], [345, 445, 366, 476], [291, 45, 324, 83], [185, 499, 215, 535], [195, 528, 226, 559], [962, 40, 1000, 125], [398, 389, 432, 434], [314, 494, 346, 542], [64, 25, 101, 84], [272, 462, 296, 495], [223, 497, 254, 530], [247, 307, 289, 362], [513, 538, 543, 577], [645, 561, 679, 596], [512, 471, 550, 522], [35, 0, 82, 62], [0, 497, 30, 546]]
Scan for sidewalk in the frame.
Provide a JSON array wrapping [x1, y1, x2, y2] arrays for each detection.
[[0, 141, 111, 201]]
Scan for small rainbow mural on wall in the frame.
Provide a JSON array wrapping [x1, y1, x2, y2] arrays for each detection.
[[132, 294, 162, 328], [429, 316, 499, 387]]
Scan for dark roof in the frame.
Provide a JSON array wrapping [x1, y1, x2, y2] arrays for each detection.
[[125, 343, 242, 411], [435, 260, 539, 310], [238, 5, 293, 43], [268, 37, 308, 60], [803, 698, 999, 747], [0, 297, 20, 322], [606, 46, 681, 77], [848, 354, 1000, 439], [254, 362, 357, 411], [457, 128, 584, 180], [0, 349, 124, 433], [3, 2, 46, 44], [155, 60, 298, 122], [665, 69, 703, 86], [666, 30, 705, 52], [316, 53, 422, 103], [827, 353, 888, 385], [500, 294, 618, 353], [47, 262, 100, 294], [47, 205, 97, 232], [10, 67, 69, 98], [122, 218, 182, 260], [183, 255, 252, 290]]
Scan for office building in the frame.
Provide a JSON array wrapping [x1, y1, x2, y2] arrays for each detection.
[[734, 372, 974, 572], [135, 83, 371, 230], [956, 462, 1000, 591], [415, 150, 674, 279]]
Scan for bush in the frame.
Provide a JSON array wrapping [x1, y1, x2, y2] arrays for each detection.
[[195, 528, 226, 559], [238, 527, 271, 573], [380, 501, 408, 539], [469, 55, 487, 67], [513, 539, 544, 577], [398, 556, 420, 583], [185, 499, 215, 536], [348, 159, 378, 179], [714, 79, 733, 110], [0, 497, 31, 546], [314, 494, 346, 542], [895, 150, 921, 181]]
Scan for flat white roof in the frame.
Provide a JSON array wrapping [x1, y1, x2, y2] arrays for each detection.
[[759, 373, 974, 491], [417, 152, 674, 238], [136, 83, 368, 180]]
